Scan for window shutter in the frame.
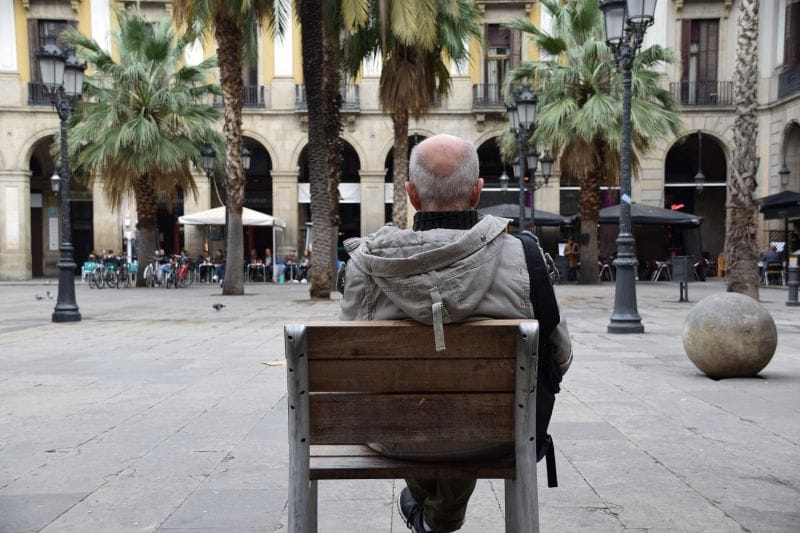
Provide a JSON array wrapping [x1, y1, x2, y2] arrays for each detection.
[[787, 1, 800, 67], [680, 20, 691, 81], [510, 29, 521, 69], [28, 18, 39, 81]]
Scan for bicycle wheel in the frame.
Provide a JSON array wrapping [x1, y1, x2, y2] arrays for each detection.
[[105, 269, 119, 289], [94, 268, 104, 289], [185, 268, 195, 286], [88, 270, 97, 289]]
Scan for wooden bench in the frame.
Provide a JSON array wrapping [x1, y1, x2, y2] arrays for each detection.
[[284, 319, 541, 533]]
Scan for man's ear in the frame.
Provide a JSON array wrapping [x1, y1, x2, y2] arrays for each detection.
[[406, 181, 422, 211], [469, 178, 484, 209]]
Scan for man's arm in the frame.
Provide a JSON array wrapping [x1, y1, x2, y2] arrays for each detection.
[[338, 261, 370, 321]]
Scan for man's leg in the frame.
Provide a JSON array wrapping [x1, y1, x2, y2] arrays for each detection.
[[404, 478, 476, 532]]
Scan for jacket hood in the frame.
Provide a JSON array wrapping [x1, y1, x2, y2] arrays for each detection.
[[343, 215, 513, 325]]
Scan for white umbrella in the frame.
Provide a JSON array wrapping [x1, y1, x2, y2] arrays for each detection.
[[178, 206, 286, 227]]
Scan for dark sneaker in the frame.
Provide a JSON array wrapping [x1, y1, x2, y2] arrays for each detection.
[[398, 488, 428, 532]]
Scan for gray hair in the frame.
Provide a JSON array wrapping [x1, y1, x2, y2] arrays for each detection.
[[409, 138, 479, 208]]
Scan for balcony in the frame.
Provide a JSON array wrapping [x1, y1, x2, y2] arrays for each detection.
[[472, 83, 505, 109], [778, 65, 800, 100], [213, 85, 267, 108], [28, 82, 52, 106], [670, 81, 733, 106], [295, 83, 360, 110]]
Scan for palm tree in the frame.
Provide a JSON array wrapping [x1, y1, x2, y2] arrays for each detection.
[[172, 0, 285, 295], [344, 0, 482, 228], [297, 0, 333, 297], [505, 0, 681, 283], [63, 11, 222, 287], [725, 0, 760, 299]]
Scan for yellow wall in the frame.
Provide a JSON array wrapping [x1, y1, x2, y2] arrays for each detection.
[[262, 26, 274, 83], [469, 36, 481, 84], [14, 0, 29, 81], [293, 18, 302, 83], [528, 2, 539, 62]]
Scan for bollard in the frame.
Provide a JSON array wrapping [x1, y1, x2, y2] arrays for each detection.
[[787, 263, 799, 307]]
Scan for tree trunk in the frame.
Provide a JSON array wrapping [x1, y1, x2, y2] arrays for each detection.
[[215, 14, 245, 296], [725, 0, 760, 299], [392, 110, 409, 229], [132, 174, 158, 288], [299, 0, 332, 298], [578, 168, 602, 284], [323, 17, 343, 291]]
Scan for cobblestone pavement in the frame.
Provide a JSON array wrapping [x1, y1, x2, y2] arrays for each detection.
[[0, 278, 798, 532]]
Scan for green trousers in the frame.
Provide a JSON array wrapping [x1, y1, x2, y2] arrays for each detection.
[[405, 478, 477, 532]]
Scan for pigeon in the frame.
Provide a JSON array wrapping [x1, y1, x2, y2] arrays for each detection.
[[34, 294, 44, 300], [46, 290, 53, 299], [212, 303, 225, 311]]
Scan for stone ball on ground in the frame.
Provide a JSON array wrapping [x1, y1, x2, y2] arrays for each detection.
[[682, 292, 777, 379]]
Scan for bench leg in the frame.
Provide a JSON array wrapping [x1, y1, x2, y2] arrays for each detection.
[[310, 480, 318, 533], [504, 479, 518, 533]]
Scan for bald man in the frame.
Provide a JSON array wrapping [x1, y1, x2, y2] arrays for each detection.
[[339, 134, 572, 532]]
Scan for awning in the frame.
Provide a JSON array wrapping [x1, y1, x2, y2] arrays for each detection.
[[179, 206, 286, 228], [758, 191, 800, 220], [598, 203, 703, 226], [478, 204, 574, 226]]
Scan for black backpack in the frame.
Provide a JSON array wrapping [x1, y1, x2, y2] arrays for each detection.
[[516, 233, 563, 488]]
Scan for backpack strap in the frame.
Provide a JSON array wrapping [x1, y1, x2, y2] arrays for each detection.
[[515, 232, 560, 488]]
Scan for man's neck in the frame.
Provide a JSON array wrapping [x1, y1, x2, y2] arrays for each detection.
[[412, 210, 479, 231]]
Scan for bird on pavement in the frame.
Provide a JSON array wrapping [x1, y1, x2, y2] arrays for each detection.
[[34, 294, 44, 300], [212, 303, 225, 311], [46, 290, 53, 299]]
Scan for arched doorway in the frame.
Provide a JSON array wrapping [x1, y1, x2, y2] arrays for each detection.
[[298, 140, 361, 260], [243, 137, 274, 259], [664, 132, 727, 263], [28, 136, 94, 276], [475, 135, 513, 210], [384, 134, 427, 223]]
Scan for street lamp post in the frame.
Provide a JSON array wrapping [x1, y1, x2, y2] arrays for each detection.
[[601, 0, 657, 334], [506, 87, 539, 232], [37, 36, 86, 323]]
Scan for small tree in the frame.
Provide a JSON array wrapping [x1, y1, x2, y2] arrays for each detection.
[[64, 11, 222, 287]]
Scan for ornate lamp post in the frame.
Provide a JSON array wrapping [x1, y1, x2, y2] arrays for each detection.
[[37, 36, 85, 323], [506, 86, 539, 232], [601, 0, 657, 334]]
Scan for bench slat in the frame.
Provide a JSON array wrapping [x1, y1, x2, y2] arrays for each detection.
[[305, 320, 524, 359], [309, 392, 514, 444], [308, 358, 514, 392], [310, 445, 514, 480]]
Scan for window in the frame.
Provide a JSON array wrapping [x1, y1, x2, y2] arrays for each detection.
[[680, 19, 719, 105], [480, 24, 521, 103], [786, 0, 800, 68], [28, 19, 72, 82]]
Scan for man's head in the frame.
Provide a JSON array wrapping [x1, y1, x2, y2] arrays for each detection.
[[406, 134, 482, 211]]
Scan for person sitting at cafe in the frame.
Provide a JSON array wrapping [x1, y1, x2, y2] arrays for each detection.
[[212, 249, 225, 283], [263, 248, 273, 281]]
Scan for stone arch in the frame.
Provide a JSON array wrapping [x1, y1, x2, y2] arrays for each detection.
[[780, 120, 800, 190], [339, 133, 368, 173], [20, 129, 58, 171], [663, 130, 728, 268], [241, 129, 278, 169]]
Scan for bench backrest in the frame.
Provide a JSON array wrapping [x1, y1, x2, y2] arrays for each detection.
[[285, 320, 539, 446]]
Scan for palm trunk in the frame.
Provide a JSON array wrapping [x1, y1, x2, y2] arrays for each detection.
[[215, 14, 245, 296], [323, 20, 343, 288], [725, 0, 760, 299], [578, 168, 602, 284], [133, 174, 158, 288], [299, 0, 332, 298], [392, 110, 409, 229]]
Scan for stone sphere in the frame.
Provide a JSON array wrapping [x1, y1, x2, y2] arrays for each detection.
[[683, 292, 777, 379]]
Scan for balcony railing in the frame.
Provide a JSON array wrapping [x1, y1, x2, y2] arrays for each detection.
[[670, 81, 733, 106], [472, 83, 505, 108], [778, 64, 800, 99], [295, 83, 360, 110], [28, 82, 52, 106], [213, 85, 267, 108]]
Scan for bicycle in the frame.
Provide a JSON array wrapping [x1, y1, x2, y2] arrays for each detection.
[[175, 256, 194, 288], [87, 263, 104, 289]]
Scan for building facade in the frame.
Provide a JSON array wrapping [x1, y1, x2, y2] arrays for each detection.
[[0, 0, 798, 280]]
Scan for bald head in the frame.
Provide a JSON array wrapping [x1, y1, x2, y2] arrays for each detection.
[[407, 134, 482, 211]]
